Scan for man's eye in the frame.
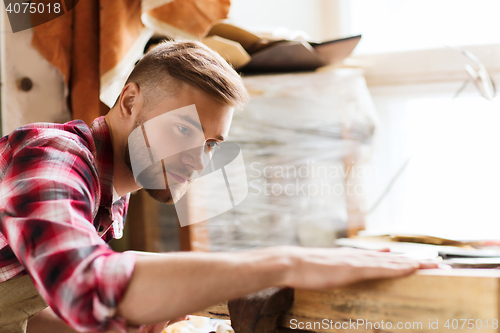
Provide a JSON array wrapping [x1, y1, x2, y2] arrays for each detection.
[[206, 141, 219, 149], [177, 126, 190, 135]]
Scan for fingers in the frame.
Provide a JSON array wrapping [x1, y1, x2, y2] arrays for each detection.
[[137, 324, 153, 333], [168, 315, 190, 325], [357, 262, 419, 282], [366, 259, 443, 280], [356, 253, 444, 283], [355, 249, 441, 270], [153, 322, 168, 333], [127, 326, 144, 333]]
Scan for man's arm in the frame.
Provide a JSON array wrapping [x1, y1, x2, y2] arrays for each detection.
[[118, 246, 437, 326], [1, 138, 136, 332]]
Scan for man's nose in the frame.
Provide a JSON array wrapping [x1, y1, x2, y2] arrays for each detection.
[[181, 145, 207, 172]]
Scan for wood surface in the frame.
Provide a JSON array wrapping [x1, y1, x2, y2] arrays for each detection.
[[343, 136, 365, 238], [127, 190, 162, 252], [228, 287, 294, 333], [179, 221, 210, 252], [178, 191, 211, 252], [195, 269, 500, 332]]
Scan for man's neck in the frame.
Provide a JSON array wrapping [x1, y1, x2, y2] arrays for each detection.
[[104, 111, 141, 197]]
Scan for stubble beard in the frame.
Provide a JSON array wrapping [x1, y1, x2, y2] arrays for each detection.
[[123, 142, 194, 204]]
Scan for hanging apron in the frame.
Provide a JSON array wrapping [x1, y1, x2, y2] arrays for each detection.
[[0, 275, 48, 333]]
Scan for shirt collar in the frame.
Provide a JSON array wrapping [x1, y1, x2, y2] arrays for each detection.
[[112, 187, 121, 203], [89, 116, 115, 210]]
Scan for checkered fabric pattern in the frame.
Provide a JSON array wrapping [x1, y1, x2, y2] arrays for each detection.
[[0, 117, 135, 332]]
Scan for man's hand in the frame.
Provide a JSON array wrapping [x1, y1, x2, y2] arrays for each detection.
[[277, 246, 437, 290], [117, 246, 438, 326]]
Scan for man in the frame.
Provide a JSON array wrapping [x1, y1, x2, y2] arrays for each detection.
[[0, 40, 437, 333]]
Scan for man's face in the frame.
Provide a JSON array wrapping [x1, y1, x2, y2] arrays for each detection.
[[124, 84, 234, 204]]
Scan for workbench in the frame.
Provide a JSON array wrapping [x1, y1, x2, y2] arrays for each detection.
[[196, 269, 500, 332]]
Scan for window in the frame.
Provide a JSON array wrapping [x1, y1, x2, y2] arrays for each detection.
[[365, 84, 500, 240], [228, 0, 500, 241], [345, 1, 500, 239], [347, 0, 500, 55]]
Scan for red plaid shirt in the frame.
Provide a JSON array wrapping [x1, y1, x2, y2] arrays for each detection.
[[0, 116, 136, 331]]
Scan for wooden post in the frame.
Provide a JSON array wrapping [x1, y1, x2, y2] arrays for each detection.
[[126, 190, 162, 252], [179, 221, 210, 252], [343, 121, 366, 238], [178, 190, 211, 252]]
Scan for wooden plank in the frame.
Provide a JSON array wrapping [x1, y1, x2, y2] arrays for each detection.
[[195, 269, 500, 332], [193, 303, 230, 320], [280, 269, 500, 332]]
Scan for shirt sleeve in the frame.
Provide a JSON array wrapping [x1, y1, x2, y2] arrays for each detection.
[[0, 135, 136, 332]]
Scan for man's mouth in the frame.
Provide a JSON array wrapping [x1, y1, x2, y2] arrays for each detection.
[[166, 171, 190, 184]]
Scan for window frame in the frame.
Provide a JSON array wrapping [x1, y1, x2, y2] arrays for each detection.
[[350, 44, 500, 87]]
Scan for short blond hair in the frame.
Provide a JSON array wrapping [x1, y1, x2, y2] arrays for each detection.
[[124, 40, 249, 110]]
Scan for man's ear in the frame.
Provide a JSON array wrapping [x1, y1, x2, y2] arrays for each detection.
[[118, 83, 142, 119]]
